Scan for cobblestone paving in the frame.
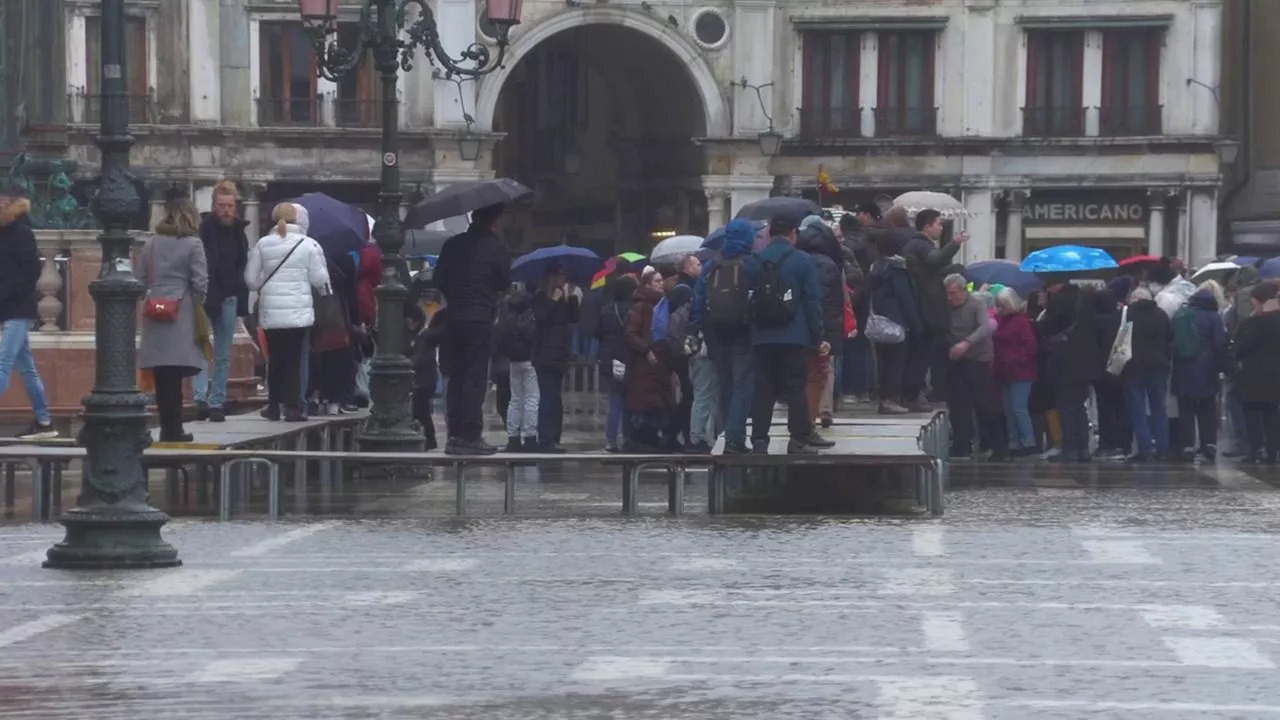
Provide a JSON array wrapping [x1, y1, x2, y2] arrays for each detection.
[[5, 486, 1280, 719]]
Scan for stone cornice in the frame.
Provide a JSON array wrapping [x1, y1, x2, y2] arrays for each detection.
[[777, 134, 1224, 158]]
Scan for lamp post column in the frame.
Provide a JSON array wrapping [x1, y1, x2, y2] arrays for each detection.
[[45, 0, 180, 570], [357, 0, 424, 453]]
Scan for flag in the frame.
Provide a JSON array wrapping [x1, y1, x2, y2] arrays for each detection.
[[817, 167, 838, 194]]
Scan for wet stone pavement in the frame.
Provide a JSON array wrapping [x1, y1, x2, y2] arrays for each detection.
[[5, 472, 1280, 719]]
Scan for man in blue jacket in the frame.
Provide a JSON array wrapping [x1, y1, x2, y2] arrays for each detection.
[[746, 214, 825, 454]]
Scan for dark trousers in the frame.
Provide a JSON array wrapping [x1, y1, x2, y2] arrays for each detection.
[[1057, 382, 1091, 458], [1177, 396, 1218, 452], [1093, 380, 1131, 452], [674, 358, 693, 443], [536, 366, 564, 445], [876, 340, 909, 403], [493, 369, 511, 431], [1243, 402, 1280, 459], [309, 346, 354, 403], [442, 322, 492, 442], [412, 391, 437, 450], [152, 366, 187, 440], [264, 327, 307, 412], [750, 344, 809, 445], [946, 359, 1002, 455], [843, 333, 872, 396], [905, 331, 947, 403]]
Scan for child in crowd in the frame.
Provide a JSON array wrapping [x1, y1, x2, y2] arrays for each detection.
[[495, 285, 540, 451], [409, 304, 447, 451]]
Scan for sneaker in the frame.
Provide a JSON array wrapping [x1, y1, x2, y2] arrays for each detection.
[[340, 403, 360, 413], [159, 431, 194, 443], [686, 441, 713, 454], [604, 443, 621, 454], [195, 402, 210, 421], [1200, 445, 1217, 462], [539, 442, 567, 454], [284, 410, 308, 423], [787, 439, 818, 455], [17, 421, 58, 441], [1125, 453, 1150, 464], [446, 438, 499, 456], [723, 441, 750, 455], [805, 432, 836, 449], [819, 413, 833, 429], [208, 408, 226, 423], [259, 405, 281, 421], [878, 402, 909, 415], [749, 441, 770, 455], [503, 437, 522, 452]]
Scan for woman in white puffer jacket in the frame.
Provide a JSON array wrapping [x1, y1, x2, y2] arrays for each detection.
[[245, 202, 330, 420]]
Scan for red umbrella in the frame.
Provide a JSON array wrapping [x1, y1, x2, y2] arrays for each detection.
[[1119, 255, 1160, 267]]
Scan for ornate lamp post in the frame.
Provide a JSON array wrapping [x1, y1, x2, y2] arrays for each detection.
[[45, 0, 180, 569], [298, 0, 521, 452]]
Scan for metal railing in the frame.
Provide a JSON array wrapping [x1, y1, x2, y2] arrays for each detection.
[[873, 106, 939, 137], [334, 98, 383, 128], [1098, 104, 1163, 136], [66, 89, 158, 125], [1021, 106, 1088, 138], [797, 106, 864, 139], [256, 96, 323, 127]]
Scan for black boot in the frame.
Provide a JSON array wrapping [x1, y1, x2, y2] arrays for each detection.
[[504, 437, 522, 452]]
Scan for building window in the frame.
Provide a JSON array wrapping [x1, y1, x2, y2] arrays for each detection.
[[875, 31, 937, 137], [800, 32, 860, 138], [259, 22, 319, 126], [1023, 30, 1085, 137], [83, 15, 151, 123], [1100, 29, 1162, 136], [334, 24, 381, 128]]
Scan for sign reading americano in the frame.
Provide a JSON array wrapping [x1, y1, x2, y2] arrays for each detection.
[[1024, 198, 1147, 224]]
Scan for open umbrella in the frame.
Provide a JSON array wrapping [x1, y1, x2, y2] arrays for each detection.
[[734, 197, 821, 223], [1020, 245, 1119, 274], [964, 260, 1043, 296], [293, 193, 369, 259], [402, 178, 532, 229], [650, 235, 704, 263], [1190, 260, 1241, 285], [892, 191, 970, 219], [401, 228, 453, 258], [511, 246, 603, 288]]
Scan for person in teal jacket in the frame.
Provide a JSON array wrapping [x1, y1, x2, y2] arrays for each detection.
[[745, 213, 827, 455]]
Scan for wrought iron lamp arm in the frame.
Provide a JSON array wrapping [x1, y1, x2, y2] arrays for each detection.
[[307, 1, 374, 81], [397, 0, 508, 77]]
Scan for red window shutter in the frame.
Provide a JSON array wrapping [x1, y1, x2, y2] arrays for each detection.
[[923, 33, 937, 110], [1146, 30, 1162, 111], [1100, 30, 1115, 116], [847, 33, 861, 117], [1025, 32, 1038, 110], [877, 33, 892, 110]]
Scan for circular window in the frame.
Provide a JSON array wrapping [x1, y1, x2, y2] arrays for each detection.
[[692, 9, 728, 49], [477, 9, 500, 43]]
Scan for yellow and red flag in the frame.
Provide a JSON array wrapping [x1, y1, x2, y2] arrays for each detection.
[[817, 166, 839, 195]]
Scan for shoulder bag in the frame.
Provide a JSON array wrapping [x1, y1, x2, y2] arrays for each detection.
[[143, 241, 182, 322], [1106, 305, 1133, 376], [864, 298, 905, 345]]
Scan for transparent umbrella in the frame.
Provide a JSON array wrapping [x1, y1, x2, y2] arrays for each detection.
[[649, 235, 704, 263], [892, 191, 970, 219]]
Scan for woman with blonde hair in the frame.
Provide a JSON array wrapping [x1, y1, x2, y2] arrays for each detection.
[[244, 202, 329, 421], [1197, 278, 1228, 311], [139, 189, 209, 442]]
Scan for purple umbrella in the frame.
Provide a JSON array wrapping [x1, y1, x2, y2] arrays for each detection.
[[293, 193, 369, 260]]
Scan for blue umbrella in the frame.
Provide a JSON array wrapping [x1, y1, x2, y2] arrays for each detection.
[[1020, 245, 1119, 274], [511, 246, 603, 288], [965, 260, 1043, 295], [702, 220, 767, 251], [293, 193, 369, 259]]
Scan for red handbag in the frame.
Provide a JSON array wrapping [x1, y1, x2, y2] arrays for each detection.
[[142, 244, 181, 321]]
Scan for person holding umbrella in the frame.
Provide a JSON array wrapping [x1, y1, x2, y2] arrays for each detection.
[[433, 203, 512, 455]]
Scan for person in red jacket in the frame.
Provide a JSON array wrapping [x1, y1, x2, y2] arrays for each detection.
[[992, 287, 1038, 456]]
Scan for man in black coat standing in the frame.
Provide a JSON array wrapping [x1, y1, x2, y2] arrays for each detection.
[[194, 180, 250, 422], [902, 209, 966, 408], [0, 188, 58, 439], [434, 202, 511, 455]]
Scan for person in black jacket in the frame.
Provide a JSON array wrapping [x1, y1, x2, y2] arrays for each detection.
[[594, 274, 638, 451], [1091, 288, 1130, 457], [868, 232, 922, 414], [532, 264, 580, 452], [495, 286, 538, 451], [1232, 282, 1280, 463], [1120, 288, 1174, 462], [797, 216, 843, 445], [434, 203, 512, 455], [193, 181, 249, 422], [0, 190, 56, 440], [901, 209, 966, 408], [1039, 282, 1102, 462], [410, 304, 445, 451]]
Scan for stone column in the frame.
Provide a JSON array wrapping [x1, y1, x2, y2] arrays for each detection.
[[704, 188, 730, 231], [1176, 188, 1191, 261], [1004, 190, 1027, 261], [1147, 189, 1169, 257], [219, 0, 252, 127], [147, 183, 168, 230]]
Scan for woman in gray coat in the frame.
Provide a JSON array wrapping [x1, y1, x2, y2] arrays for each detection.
[[139, 190, 209, 442]]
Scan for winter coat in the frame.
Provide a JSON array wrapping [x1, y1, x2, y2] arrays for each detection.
[[992, 311, 1037, 384], [594, 297, 632, 384], [197, 212, 249, 319], [691, 218, 755, 347], [624, 284, 673, 412], [747, 238, 823, 349], [434, 224, 511, 325], [1093, 291, 1123, 384], [1155, 276, 1196, 318], [355, 244, 382, 327], [245, 225, 330, 330], [901, 232, 963, 334], [0, 198, 39, 324], [1172, 289, 1228, 398], [1233, 306, 1280, 404], [868, 255, 922, 337], [412, 308, 449, 393], [138, 228, 208, 374], [796, 220, 846, 349], [532, 291, 580, 372], [495, 290, 536, 363], [1123, 298, 1174, 374], [1039, 284, 1102, 385]]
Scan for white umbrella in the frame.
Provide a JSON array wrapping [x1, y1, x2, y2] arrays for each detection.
[[649, 235, 704, 263], [1190, 260, 1241, 285], [892, 191, 971, 219]]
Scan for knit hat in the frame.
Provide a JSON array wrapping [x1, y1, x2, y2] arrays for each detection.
[[1106, 275, 1134, 302]]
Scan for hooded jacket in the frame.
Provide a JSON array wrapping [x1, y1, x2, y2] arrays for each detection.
[[747, 237, 823, 349], [532, 287, 580, 372], [198, 212, 250, 319], [691, 218, 754, 345], [0, 198, 39, 324], [245, 209, 331, 330], [797, 215, 846, 348], [1172, 289, 1228, 398], [1123, 297, 1174, 374], [1234, 302, 1280, 404]]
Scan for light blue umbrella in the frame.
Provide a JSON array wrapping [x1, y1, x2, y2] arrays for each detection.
[[1020, 245, 1119, 274]]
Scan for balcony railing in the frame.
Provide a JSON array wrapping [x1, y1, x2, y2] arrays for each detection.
[[797, 106, 864, 139], [335, 98, 383, 129], [256, 96, 323, 127], [873, 107, 939, 137], [1098, 104, 1163, 136], [66, 89, 158, 125], [1021, 106, 1088, 138]]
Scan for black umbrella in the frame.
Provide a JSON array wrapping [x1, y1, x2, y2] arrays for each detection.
[[735, 197, 822, 223], [403, 178, 532, 230], [401, 229, 453, 258]]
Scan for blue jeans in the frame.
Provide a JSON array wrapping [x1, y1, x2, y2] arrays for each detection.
[[1122, 368, 1170, 456], [1224, 377, 1248, 453], [1001, 380, 1035, 450], [709, 341, 753, 446], [0, 319, 51, 424], [194, 298, 239, 408], [688, 354, 720, 445]]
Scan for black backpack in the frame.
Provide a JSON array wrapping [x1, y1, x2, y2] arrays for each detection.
[[750, 248, 797, 329], [705, 257, 751, 330], [496, 308, 536, 362]]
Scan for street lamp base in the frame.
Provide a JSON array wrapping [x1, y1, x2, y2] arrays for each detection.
[[356, 423, 426, 455], [43, 507, 182, 570]]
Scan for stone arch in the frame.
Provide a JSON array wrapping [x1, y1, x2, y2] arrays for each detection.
[[472, 7, 728, 137]]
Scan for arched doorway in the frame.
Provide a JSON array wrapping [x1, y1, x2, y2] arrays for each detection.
[[489, 21, 711, 257]]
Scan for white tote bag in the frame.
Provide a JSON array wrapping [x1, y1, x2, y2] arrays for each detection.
[[1106, 305, 1133, 376]]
